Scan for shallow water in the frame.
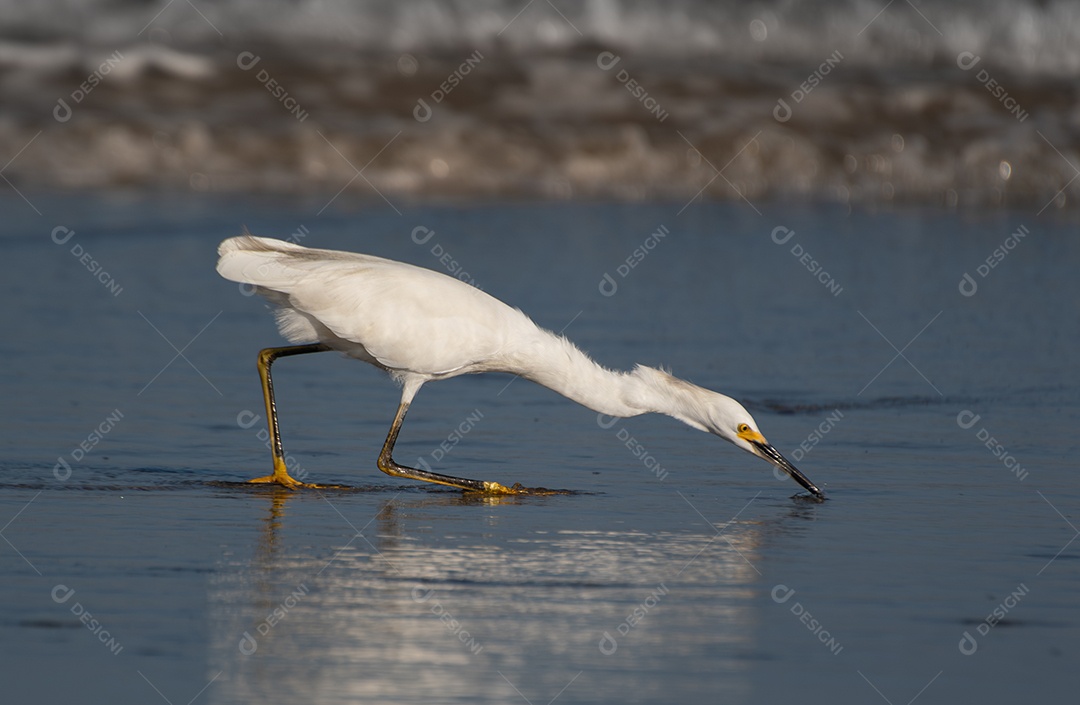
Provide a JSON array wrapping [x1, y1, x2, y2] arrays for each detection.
[[1, 194, 1078, 703]]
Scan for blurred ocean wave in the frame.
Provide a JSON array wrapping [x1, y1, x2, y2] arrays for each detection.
[[1, 0, 1078, 208]]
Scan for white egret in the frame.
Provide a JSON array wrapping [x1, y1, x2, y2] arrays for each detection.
[[217, 234, 825, 498]]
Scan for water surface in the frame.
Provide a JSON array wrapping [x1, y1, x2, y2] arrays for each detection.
[[1, 195, 1077, 703]]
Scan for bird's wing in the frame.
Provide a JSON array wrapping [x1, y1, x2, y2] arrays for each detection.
[[218, 235, 531, 375]]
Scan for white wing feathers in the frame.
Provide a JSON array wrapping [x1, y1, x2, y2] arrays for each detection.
[[216, 235, 534, 375]]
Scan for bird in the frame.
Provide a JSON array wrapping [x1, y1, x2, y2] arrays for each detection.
[[216, 234, 825, 498]]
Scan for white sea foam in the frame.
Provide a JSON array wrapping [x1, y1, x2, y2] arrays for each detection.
[[1, 0, 1077, 207]]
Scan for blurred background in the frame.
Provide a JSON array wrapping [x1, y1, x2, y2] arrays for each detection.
[[2, 0, 1078, 210]]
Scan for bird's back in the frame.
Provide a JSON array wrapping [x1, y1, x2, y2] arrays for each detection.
[[217, 235, 538, 376]]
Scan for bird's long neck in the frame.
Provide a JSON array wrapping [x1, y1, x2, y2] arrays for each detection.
[[506, 329, 717, 431]]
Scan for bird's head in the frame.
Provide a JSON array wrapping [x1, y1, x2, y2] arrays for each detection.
[[630, 366, 825, 498], [706, 396, 826, 499]]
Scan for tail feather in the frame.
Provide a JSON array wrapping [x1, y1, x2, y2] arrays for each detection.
[[217, 232, 305, 258], [217, 233, 330, 344], [216, 234, 316, 291]]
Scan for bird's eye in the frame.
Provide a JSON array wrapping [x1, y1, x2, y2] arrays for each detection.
[[737, 423, 750, 434]]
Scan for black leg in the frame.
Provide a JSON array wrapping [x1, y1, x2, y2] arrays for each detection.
[[249, 343, 332, 488], [376, 400, 522, 493], [247, 344, 562, 495]]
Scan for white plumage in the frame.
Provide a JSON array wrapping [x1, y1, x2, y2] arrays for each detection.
[[217, 234, 824, 498]]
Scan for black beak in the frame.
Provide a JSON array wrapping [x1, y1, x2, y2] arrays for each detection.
[[751, 441, 825, 499]]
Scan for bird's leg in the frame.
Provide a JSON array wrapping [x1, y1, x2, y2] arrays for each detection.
[[377, 401, 522, 495], [249, 343, 332, 489]]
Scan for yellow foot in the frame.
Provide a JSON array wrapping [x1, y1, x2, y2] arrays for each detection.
[[476, 481, 570, 496], [248, 474, 314, 490], [480, 481, 521, 495]]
